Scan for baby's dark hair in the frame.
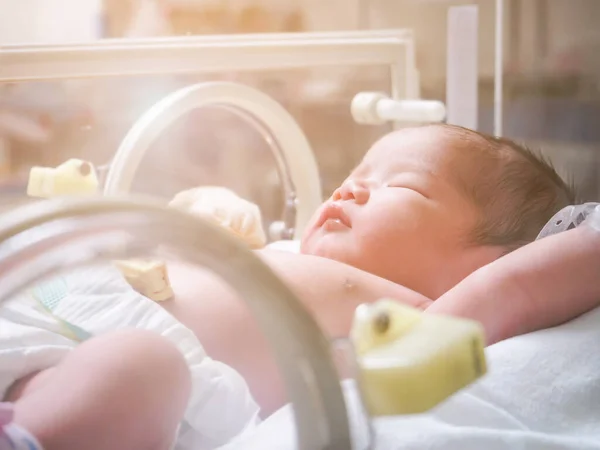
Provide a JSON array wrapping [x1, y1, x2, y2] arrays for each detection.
[[433, 124, 576, 251]]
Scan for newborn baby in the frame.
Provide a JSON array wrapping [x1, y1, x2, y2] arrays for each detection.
[[0, 124, 588, 450], [162, 124, 589, 414], [300, 123, 574, 298]]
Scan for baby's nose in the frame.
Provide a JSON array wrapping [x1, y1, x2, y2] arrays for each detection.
[[333, 180, 370, 204]]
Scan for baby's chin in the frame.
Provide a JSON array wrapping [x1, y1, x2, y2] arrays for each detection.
[[300, 230, 355, 265]]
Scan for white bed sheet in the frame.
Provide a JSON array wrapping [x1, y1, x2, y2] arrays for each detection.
[[221, 305, 600, 449]]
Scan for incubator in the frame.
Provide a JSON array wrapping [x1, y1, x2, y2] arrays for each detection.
[[0, 6, 496, 449]]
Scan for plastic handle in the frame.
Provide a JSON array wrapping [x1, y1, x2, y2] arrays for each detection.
[[352, 92, 446, 125], [351, 300, 486, 417]]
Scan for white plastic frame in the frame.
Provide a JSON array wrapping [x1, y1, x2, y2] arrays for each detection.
[[0, 29, 418, 99], [588, 205, 600, 232]]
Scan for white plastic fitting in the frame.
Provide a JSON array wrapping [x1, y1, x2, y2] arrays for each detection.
[[589, 205, 600, 232], [269, 220, 287, 242], [351, 92, 446, 125]]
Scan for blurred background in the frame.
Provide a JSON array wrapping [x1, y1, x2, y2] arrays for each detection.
[[0, 0, 599, 227]]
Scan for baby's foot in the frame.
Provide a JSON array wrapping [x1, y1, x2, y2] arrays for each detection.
[[0, 403, 13, 427], [0, 403, 44, 450]]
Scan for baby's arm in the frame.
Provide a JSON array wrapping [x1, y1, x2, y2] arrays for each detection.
[[257, 250, 432, 336], [428, 223, 600, 345]]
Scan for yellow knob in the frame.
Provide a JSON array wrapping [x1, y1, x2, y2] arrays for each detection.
[[351, 300, 486, 417]]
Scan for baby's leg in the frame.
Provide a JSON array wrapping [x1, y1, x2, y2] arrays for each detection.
[[5, 329, 191, 450]]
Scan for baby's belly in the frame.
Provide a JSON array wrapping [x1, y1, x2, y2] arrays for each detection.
[[163, 261, 287, 416]]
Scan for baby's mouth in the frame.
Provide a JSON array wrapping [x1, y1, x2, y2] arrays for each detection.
[[317, 202, 352, 229]]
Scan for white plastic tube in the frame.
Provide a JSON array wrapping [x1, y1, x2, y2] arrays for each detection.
[[351, 92, 446, 125], [0, 29, 413, 82], [376, 98, 446, 123], [446, 5, 479, 130], [494, 0, 504, 136]]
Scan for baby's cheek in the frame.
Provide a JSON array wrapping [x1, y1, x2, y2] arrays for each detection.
[[357, 213, 407, 250], [299, 222, 319, 253], [300, 207, 320, 236], [299, 233, 313, 255]]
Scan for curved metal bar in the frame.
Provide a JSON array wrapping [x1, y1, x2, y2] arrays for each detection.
[[103, 82, 323, 238], [216, 103, 298, 239], [0, 196, 350, 449]]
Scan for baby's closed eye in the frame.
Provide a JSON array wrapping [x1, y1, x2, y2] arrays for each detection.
[[386, 182, 430, 199]]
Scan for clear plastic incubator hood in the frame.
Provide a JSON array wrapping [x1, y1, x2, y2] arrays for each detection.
[[0, 4, 496, 446]]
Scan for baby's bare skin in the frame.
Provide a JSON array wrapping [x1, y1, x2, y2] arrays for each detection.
[[429, 224, 600, 345], [163, 223, 600, 415], [6, 330, 190, 450], [162, 249, 431, 415]]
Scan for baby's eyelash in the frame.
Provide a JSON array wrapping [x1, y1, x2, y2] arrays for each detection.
[[387, 183, 430, 199]]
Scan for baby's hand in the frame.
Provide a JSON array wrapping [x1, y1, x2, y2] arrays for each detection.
[[169, 186, 267, 249]]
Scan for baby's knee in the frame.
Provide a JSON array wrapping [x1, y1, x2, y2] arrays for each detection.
[[59, 328, 192, 427], [84, 329, 191, 391], [8, 330, 191, 450], [76, 330, 191, 445]]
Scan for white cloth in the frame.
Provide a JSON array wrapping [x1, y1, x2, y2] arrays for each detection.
[[0, 265, 260, 450], [224, 306, 600, 449], [265, 240, 301, 253]]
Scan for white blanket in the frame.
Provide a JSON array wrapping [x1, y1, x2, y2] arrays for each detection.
[[224, 305, 600, 449], [0, 265, 260, 450]]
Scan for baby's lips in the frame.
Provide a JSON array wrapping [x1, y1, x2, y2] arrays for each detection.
[[317, 202, 352, 228]]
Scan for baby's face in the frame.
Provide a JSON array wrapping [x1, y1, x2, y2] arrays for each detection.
[[301, 127, 494, 298]]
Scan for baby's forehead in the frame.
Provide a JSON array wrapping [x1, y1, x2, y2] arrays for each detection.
[[358, 126, 464, 175]]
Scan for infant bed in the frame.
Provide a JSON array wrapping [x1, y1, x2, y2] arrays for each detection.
[[0, 26, 453, 449], [4, 5, 588, 449], [0, 22, 477, 449]]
